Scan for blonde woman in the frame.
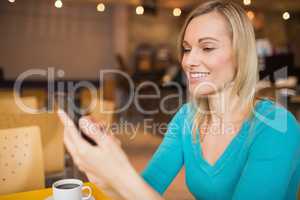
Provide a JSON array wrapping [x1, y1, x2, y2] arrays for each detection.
[[58, 0, 300, 199]]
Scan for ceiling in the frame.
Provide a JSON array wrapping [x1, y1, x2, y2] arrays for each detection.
[[65, 0, 300, 12]]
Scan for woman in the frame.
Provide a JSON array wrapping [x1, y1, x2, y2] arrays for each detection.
[[58, 0, 300, 199]]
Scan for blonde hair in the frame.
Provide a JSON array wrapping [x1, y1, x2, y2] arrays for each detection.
[[178, 0, 261, 142]]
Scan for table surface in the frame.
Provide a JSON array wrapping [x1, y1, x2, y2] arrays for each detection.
[[0, 183, 111, 200]]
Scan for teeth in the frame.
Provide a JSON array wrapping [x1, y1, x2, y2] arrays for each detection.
[[190, 72, 210, 78]]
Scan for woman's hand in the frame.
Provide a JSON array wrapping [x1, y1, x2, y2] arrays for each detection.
[[57, 110, 133, 199], [57, 109, 163, 200]]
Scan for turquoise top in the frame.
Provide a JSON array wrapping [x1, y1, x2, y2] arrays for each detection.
[[141, 99, 300, 200]]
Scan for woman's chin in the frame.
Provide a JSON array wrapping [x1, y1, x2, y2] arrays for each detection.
[[189, 88, 214, 98], [189, 84, 216, 98]]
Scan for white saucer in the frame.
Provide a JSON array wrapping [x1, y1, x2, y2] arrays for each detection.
[[45, 195, 95, 200]]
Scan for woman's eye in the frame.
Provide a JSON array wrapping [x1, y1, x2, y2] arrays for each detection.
[[183, 48, 191, 53], [203, 47, 215, 52]]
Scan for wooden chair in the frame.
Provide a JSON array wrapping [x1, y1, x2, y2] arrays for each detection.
[[0, 113, 64, 176], [0, 88, 46, 110], [21, 88, 47, 109], [0, 126, 45, 195], [0, 89, 18, 98], [0, 96, 38, 114], [0, 95, 64, 175]]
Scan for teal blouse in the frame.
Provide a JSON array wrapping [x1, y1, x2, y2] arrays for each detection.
[[141, 99, 300, 200]]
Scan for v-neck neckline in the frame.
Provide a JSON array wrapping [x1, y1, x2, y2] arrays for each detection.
[[193, 119, 249, 175], [191, 100, 265, 176]]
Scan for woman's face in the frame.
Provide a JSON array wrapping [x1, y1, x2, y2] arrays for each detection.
[[182, 12, 236, 97]]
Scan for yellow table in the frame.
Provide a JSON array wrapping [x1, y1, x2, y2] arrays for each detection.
[[0, 183, 111, 200]]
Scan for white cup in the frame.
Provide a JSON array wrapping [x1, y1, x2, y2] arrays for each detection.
[[52, 179, 92, 200]]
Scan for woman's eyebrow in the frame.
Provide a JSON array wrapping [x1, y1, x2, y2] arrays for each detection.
[[182, 37, 219, 46], [198, 37, 219, 43]]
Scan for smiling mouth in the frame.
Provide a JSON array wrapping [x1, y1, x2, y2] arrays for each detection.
[[189, 72, 210, 79]]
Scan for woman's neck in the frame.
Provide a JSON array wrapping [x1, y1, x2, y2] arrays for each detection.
[[207, 84, 245, 124]]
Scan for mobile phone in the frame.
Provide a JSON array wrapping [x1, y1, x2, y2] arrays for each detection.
[[73, 113, 97, 146], [55, 92, 97, 146]]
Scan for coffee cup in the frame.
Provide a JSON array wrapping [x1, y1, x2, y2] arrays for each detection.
[[52, 179, 92, 200]]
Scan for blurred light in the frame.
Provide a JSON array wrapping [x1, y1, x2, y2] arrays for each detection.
[[55, 0, 63, 9], [97, 3, 105, 12], [8, 0, 15, 3], [246, 11, 255, 20], [136, 5, 144, 15], [173, 8, 181, 17], [243, 0, 251, 6], [282, 12, 290, 20]]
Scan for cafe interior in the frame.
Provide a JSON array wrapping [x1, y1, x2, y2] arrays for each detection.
[[0, 0, 299, 199]]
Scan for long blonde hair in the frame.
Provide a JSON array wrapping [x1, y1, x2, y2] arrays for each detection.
[[178, 0, 260, 142]]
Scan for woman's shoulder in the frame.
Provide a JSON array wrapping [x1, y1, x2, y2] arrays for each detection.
[[173, 102, 194, 118], [167, 103, 194, 131], [249, 98, 300, 157], [253, 98, 299, 132]]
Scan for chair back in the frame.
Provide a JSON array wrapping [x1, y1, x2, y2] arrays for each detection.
[[0, 126, 45, 195], [0, 113, 64, 175]]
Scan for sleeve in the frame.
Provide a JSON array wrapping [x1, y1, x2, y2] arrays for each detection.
[[232, 108, 300, 200], [141, 104, 187, 195]]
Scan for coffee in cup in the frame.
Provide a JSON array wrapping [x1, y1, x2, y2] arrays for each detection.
[[52, 179, 92, 200]]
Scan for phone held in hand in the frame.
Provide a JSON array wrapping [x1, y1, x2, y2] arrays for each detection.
[[76, 118, 97, 146], [55, 92, 97, 146]]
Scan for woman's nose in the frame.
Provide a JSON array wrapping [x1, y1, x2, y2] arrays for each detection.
[[185, 49, 201, 68]]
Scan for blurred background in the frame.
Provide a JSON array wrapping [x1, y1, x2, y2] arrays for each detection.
[[0, 0, 299, 199]]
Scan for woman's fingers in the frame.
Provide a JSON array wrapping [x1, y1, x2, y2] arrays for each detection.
[[57, 110, 79, 155], [57, 109, 93, 157], [79, 116, 107, 146], [57, 109, 82, 145], [79, 116, 122, 148], [57, 109, 79, 135]]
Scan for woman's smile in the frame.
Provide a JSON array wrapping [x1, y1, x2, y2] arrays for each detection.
[[188, 71, 211, 84]]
